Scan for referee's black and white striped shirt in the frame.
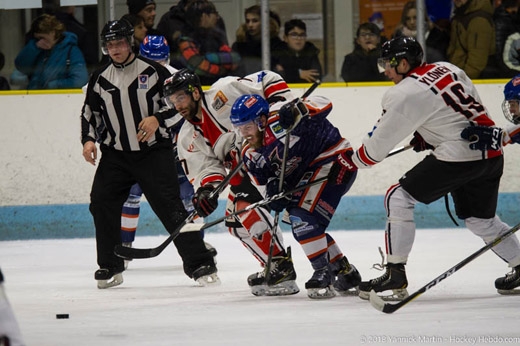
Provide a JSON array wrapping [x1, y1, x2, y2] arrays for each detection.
[[81, 55, 176, 151]]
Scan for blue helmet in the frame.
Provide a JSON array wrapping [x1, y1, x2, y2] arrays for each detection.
[[502, 75, 520, 124], [140, 35, 169, 61], [230, 94, 269, 127]]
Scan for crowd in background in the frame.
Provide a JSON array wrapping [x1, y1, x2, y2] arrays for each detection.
[[1, 0, 520, 90]]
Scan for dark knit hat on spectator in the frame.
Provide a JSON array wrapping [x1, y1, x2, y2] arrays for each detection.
[[127, 0, 155, 15]]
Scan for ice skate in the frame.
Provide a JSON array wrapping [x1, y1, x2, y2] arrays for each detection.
[[305, 267, 335, 299], [95, 268, 124, 289], [332, 259, 362, 296], [358, 263, 408, 301], [248, 247, 299, 296], [192, 262, 220, 286], [122, 242, 132, 269], [495, 265, 520, 295]]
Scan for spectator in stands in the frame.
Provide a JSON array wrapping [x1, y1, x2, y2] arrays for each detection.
[[14, 14, 88, 89], [157, 0, 229, 69], [231, 5, 284, 76], [393, 1, 450, 62], [341, 22, 387, 83], [55, 6, 98, 71], [272, 19, 322, 83], [177, 0, 240, 85], [493, 0, 520, 78], [447, 0, 496, 79], [0, 52, 10, 90], [121, 14, 148, 54], [127, 0, 160, 35]]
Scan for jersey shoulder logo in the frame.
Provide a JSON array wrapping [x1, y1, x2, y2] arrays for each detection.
[[212, 90, 228, 111]]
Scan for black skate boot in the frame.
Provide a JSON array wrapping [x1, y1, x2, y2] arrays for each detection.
[[358, 263, 408, 301], [95, 267, 124, 289], [305, 267, 335, 299], [495, 264, 520, 295], [248, 247, 299, 296], [331, 257, 362, 296], [192, 260, 220, 286]]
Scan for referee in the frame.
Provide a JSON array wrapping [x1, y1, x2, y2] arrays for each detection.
[[81, 19, 218, 289]]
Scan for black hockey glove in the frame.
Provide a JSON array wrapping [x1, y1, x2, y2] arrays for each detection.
[[278, 99, 309, 129], [410, 131, 434, 152], [328, 150, 357, 185], [265, 178, 291, 212], [192, 185, 218, 217], [461, 125, 503, 151]]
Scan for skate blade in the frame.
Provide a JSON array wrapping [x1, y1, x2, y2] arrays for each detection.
[[97, 273, 123, 289], [334, 287, 360, 296], [497, 288, 520, 295], [360, 288, 408, 301], [196, 273, 221, 286], [307, 286, 336, 299], [251, 281, 300, 296]]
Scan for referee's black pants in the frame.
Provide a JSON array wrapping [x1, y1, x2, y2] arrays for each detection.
[[89, 145, 214, 277]]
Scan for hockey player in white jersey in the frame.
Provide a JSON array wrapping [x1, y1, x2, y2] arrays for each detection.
[[162, 69, 300, 296], [329, 36, 520, 300]]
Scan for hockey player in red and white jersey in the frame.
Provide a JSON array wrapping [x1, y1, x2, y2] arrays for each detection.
[[330, 36, 520, 300], [162, 69, 300, 296]]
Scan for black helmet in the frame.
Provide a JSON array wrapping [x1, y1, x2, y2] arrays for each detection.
[[163, 69, 201, 97], [162, 69, 202, 108], [378, 36, 423, 72], [100, 19, 134, 54]]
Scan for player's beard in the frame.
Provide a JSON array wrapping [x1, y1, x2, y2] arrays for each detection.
[[180, 100, 201, 122], [246, 130, 264, 149]]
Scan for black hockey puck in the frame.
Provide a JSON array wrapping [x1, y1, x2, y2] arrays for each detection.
[[56, 314, 69, 319]]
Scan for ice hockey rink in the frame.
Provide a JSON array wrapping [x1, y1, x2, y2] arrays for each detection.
[[2, 228, 519, 346]]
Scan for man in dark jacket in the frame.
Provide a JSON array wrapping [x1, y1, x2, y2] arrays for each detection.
[[273, 19, 322, 83], [341, 22, 388, 82]]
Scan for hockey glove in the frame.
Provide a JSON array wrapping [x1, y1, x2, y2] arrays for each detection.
[[278, 99, 309, 129], [266, 178, 291, 212], [410, 131, 434, 152], [192, 185, 218, 217], [461, 126, 503, 151], [328, 150, 357, 185]]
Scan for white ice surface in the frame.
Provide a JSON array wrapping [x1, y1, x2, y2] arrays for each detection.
[[1, 229, 519, 346]]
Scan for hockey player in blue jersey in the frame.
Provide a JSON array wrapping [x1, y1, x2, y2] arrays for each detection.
[[230, 93, 362, 299]]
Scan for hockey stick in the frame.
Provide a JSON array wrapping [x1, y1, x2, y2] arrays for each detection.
[[369, 221, 520, 314], [114, 161, 245, 259], [199, 144, 413, 232], [386, 144, 412, 157], [264, 79, 321, 283]]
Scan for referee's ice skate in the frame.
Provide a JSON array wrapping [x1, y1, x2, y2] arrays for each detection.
[[192, 261, 220, 286], [95, 268, 124, 289]]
